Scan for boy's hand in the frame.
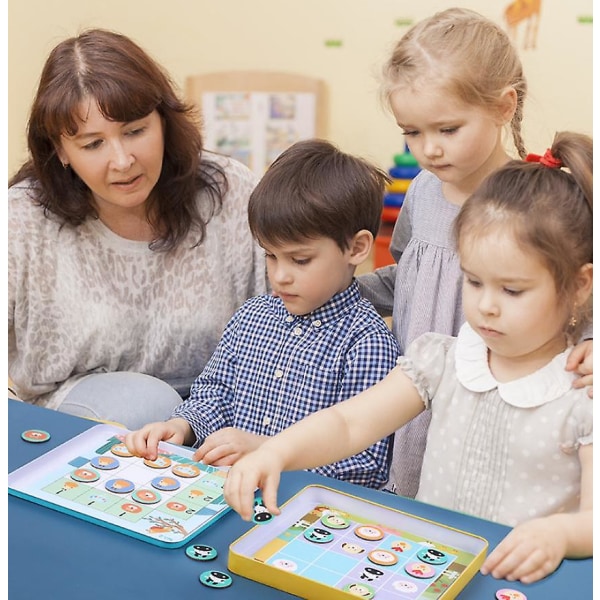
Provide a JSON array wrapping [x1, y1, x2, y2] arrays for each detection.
[[194, 428, 267, 466], [480, 517, 567, 583], [566, 340, 593, 398], [124, 418, 191, 461], [223, 449, 283, 521]]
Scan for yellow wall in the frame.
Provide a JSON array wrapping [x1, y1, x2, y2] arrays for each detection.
[[8, 0, 593, 177]]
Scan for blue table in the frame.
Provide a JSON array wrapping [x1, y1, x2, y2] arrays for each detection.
[[8, 400, 592, 599]]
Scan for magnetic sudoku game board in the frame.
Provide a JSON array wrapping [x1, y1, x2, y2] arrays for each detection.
[[229, 485, 488, 600], [8, 424, 231, 547]]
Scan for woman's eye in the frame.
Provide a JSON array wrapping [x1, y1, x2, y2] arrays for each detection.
[[82, 139, 103, 150], [126, 127, 145, 137]]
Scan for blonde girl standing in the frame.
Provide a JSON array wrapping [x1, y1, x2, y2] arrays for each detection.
[[358, 8, 592, 497]]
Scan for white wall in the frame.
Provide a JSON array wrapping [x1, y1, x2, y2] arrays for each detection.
[[8, 0, 593, 176]]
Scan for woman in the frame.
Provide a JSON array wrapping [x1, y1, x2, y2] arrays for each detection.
[[8, 29, 267, 428]]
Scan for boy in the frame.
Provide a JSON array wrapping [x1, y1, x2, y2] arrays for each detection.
[[125, 139, 400, 488]]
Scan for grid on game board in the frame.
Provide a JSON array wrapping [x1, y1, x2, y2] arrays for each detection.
[[255, 507, 467, 599], [9, 425, 233, 547]]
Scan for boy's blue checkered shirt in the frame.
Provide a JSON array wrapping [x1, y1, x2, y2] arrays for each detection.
[[172, 280, 400, 489]]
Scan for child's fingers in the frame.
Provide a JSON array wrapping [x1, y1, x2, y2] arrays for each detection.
[[260, 473, 282, 517], [195, 443, 238, 466]]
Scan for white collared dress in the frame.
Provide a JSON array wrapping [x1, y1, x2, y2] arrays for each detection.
[[397, 323, 592, 527]]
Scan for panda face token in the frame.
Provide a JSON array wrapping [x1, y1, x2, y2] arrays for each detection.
[[417, 547, 448, 565], [304, 527, 334, 543], [199, 570, 232, 589], [185, 544, 218, 561]]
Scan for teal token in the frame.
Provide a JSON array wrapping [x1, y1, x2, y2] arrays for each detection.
[[199, 570, 232, 588], [185, 544, 218, 561], [21, 429, 51, 443]]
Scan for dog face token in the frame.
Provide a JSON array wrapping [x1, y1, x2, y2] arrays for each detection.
[[354, 525, 384, 541], [343, 582, 375, 598], [321, 513, 351, 529], [368, 549, 399, 566], [186, 544, 217, 561], [496, 590, 527, 600], [417, 547, 448, 565], [199, 570, 232, 588], [21, 429, 51, 443]]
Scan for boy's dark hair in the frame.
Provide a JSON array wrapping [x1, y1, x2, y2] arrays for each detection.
[[248, 139, 389, 251]]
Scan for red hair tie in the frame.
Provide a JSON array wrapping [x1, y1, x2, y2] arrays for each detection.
[[525, 148, 562, 168]]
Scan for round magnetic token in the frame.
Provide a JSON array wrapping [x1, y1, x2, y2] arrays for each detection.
[[90, 455, 120, 470], [354, 525, 384, 541], [171, 463, 201, 478], [21, 429, 51, 443], [304, 527, 334, 543], [252, 498, 273, 524], [416, 547, 448, 565], [496, 590, 527, 600], [71, 468, 100, 483], [143, 456, 172, 469], [368, 549, 399, 566], [342, 582, 375, 599], [199, 570, 232, 589], [110, 443, 134, 457], [151, 476, 180, 491], [105, 478, 135, 494], [321, 513, 351, 529], [185, 544, 218, 561], [404, 561, 436, 579], [132, 488, 161, 504]]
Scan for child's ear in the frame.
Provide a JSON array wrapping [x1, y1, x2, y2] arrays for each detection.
[[497, 86, 518, 125], [574, 263, 593, 305], [348, 230, 374, 266]]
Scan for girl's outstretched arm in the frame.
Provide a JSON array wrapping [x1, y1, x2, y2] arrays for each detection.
[[223, 365, 424, 520], [480, 443, 592, 583]]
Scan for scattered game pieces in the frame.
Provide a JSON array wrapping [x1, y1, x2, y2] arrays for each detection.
[[496, 590, 527, 600], [185, 543, 218, 561], [8, 424, 232, 547], [229, 485, 489, 599], [252, 497, 273, 524], [199, 570, 233, 589], [21, 429, 51, 443]]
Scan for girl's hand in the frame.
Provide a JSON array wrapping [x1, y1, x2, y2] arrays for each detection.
[[480, 517, 567, 583], [223, 449, 284, 521], [194, 428, 267, 466], [124, 418, 191, 461], [566, 340, 593, 398]]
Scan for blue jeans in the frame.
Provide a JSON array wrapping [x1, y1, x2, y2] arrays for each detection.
[[57, 372, 186, 430]]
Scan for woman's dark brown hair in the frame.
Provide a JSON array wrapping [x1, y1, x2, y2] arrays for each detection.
[[9, 28, 227, 250]]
